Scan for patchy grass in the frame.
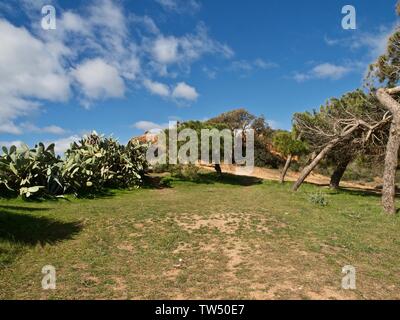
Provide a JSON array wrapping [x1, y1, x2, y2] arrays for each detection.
[[1, 172, 400, 299]]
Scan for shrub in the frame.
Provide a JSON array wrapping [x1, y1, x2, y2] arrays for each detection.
[[151, 163, 170, 173], [170, 164, 200, 181], [0, 133, 149, 199], [289, 161, 301, 172], [0, 143, 63, 199], [62, 132, 148, 196], [308, 192, 328, 206], [159, 176, 173, 187]]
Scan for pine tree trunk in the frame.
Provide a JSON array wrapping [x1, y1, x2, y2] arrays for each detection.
[[376, 88, 400, 214], [292, 122, 360, 192], [329, 158, 351, 189], [214, 164, 222, 175], [280, 154, 292, 183], [381, 121, 400, 214], [292, 139, 339, 191]]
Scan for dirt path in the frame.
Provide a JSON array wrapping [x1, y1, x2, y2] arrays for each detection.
[[201, 164, 379, 191]]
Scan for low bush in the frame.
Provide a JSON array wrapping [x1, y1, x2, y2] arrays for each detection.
[[159, 176, 174, 187], [170, 164, 200, 181], [62, 132, 148, 196], [308, 192, 328, 206], [0, 132, 148, 199], [0, 143, 63, 199]]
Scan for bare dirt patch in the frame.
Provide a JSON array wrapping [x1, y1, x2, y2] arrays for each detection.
[[117, 242, 135, 252], [173, 212, 272, 235]]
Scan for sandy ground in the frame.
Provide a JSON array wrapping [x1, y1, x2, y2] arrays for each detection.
[[200, 164, 380, 191]]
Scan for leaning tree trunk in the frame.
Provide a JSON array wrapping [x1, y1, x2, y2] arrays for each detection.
[[280, 154, 292, 183], [376, 88, 400, 214], [329, 158, 351, 189], [292, 139, 339, 191], [292, 124, 360, 192]]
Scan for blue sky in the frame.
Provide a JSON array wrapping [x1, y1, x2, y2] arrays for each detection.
[[0, 0, 398, 152]]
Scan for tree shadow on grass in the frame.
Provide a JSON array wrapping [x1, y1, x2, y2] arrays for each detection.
[[0, 207, 82, 246], [0, 205, 52, 212], [285, 180, 387, 199], [331, 187, 383, 198], [194, 172, 263, 186], [72, 188, 118, 200], [144, 172, 263, 188], [142, 175, 168, 189]]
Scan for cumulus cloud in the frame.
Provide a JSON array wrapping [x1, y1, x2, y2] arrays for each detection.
[[0, 19, 71, 134], [61, 11, 89, 33], [73, 58, 125, 102], [152, 36, 179, 64], [132, 120, 169, 133], [143, 79, 171, 97], [149, 23, 234, 75], [172, 82, 199, 101], [143, 80, 199, 101], [293, 63, 352, 82], [0, 0, 232, 135]]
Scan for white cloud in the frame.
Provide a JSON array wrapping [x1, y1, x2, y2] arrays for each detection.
[[51, 135, 81, 154], [149, 23, 234, 75], [312, 63, 350, 79], [0, 121, 23, 135], [155, 0, 201, 14], [0, 121, 67, 136], [61, 11, 88, 33], [230, 58, 278, 75], [324, 26, 394, 59], [0, 0, 233, 134], [133, 120, 168, 133], [230, 60, 253, 72], [130, 14, 159, 34], [172, 82, 199, 101], [121, 57, 141, 81], [152, 36, 179, 64], [143, 80, 199, 102], [202, 66, 218, 79], [254, 58, 278, 69], [143, 79, 171, 97], [0, 19, 71, 133], [20, 123, 67, 135], [294, 63, 352, 82], [73, 58, 125, 101]]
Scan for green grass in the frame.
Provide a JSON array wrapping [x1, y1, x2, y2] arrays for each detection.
[[1, 172, 400, 299]]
